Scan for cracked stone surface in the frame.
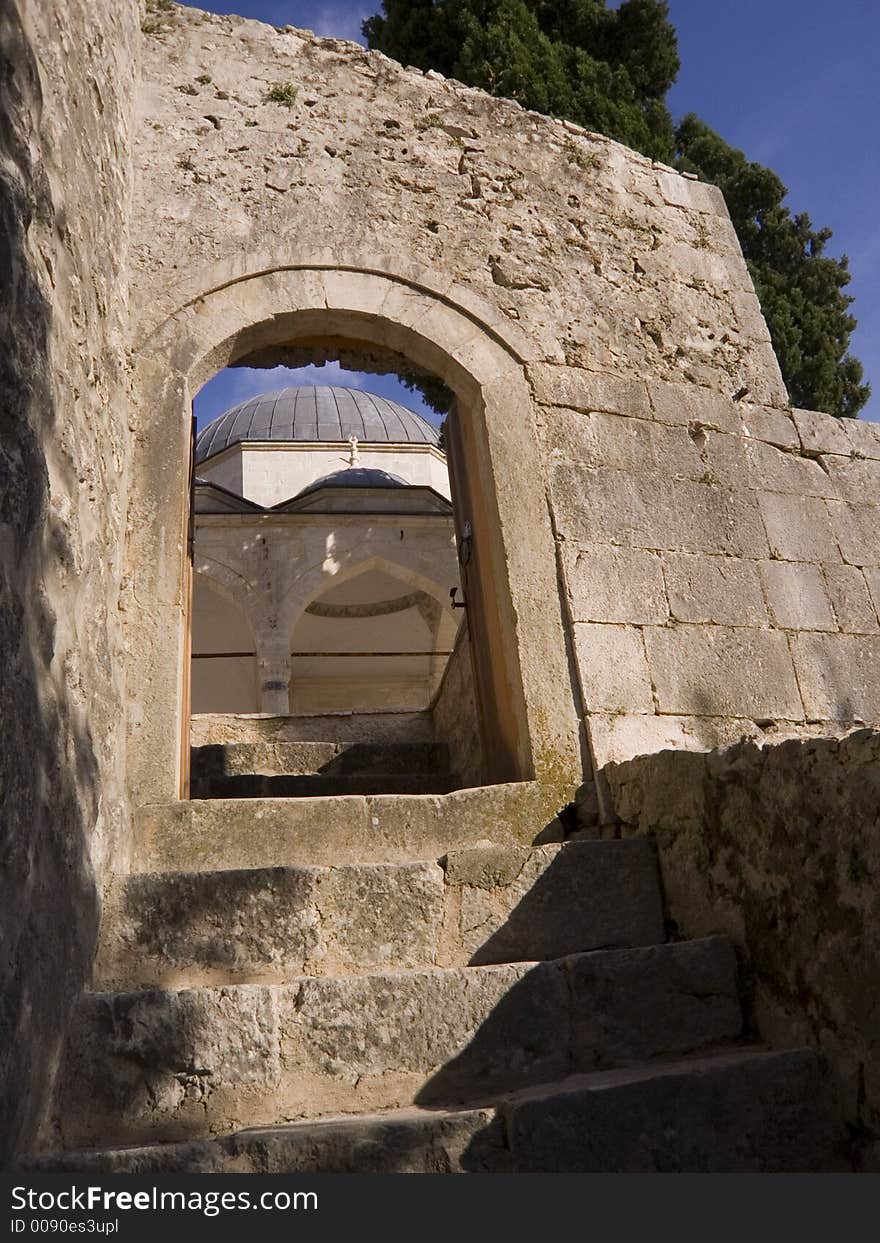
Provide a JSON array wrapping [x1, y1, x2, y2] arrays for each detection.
[[95, 841, 664, 988]]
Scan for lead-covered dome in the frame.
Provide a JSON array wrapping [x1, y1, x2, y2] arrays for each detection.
[[195, 385, 440, 463], [297, 467, 409, 498]]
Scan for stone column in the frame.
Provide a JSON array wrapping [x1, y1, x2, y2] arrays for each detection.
[[255, 633, 291, 714]]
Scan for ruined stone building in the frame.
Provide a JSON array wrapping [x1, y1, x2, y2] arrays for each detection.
[[4, 0, 880, 1172]]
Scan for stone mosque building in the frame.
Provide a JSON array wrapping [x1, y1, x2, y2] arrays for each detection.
[[191, 384, 460, 717], [7, 0, 880, 1175]]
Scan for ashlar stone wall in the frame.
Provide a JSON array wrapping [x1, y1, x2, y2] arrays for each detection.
[[551, 390, 880, 770], [5, 0, 880, 1166], [130, 4, 880, 786]]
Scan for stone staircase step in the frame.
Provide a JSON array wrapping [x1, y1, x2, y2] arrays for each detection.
[[192, 741, 451, 782], [191, 772, 458, 799], [58, 938, 740, 1149], [94, 840, 665, 990], [33, 1048, 845, 1173], [133, 782, 567, 872], [191, 711, 435, 748]]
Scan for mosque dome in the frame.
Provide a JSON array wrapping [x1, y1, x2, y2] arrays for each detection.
[[195, 385, 440, 464], [296, 467, 409, 498]]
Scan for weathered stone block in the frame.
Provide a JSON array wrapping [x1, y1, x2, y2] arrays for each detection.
[[654, 169, 726, 216], [792, 407, 851, 457], [551, 466, 769, 557], [644, 625, 803, 719], [663, 552, 767, 626], [106, 867, 324, 983], [648, 379, 742, 433], [758, 493, 841, 563], [135, 786, 551, 873], [281, 962, 569, 1105], [563, 545, 667, 624], [504, 1049, 844, 1173], [827, 500, 880, 567], [862, 569, 880, 622], [740, 405, 799, 450], [58, 986, 281, 1147], [820, 454, 880, 505], [443, 841, 664, 965], [588, 711, 767, 767], [320, 863, 446, 972], [529, 364, 651, 417], [710, 434, 835, 498], [573, 624, 654, 713], [823, 564, 878, 634], [791, 634, 880, 722], [226, 1108, 507, 1174], [759, 561, 835, 631], [843, 419, 880, 462], [567, 938, 741, 1068], [542, 407, 703, 479]]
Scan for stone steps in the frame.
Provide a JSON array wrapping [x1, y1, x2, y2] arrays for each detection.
[[44, 771, 848, 1169], [191, 772, 458, 799], [191, 711, 435, 748], [94, 840, 665, 990], [133, 782, 567, 872], [33, 1048, 844, 1173], [192, 741, 452, 780], [190, 740, 457, 799], [58, 938, 741, 1150]]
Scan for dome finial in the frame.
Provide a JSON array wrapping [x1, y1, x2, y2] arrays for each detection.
[[347, 434, 360, 467]]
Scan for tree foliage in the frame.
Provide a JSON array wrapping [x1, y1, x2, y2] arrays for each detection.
[[364, 0, 679, 162], [675, 116, 868, 417], [364, 0, 869, 418]]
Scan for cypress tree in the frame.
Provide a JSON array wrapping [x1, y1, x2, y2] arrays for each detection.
[[364, 0, 869, 417]]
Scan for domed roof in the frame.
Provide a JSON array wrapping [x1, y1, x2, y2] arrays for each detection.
[[195, 385, 440, 463], [296, 467, 409, 498]]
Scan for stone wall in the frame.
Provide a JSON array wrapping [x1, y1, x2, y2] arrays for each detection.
[[552, 395, 880, 767], [0, 0, 137, 1163], [129, 5, 880, 780], [431, 621, 484, 788], [603, 731, 880, 1169]]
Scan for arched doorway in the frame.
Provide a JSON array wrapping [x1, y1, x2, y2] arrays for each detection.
[[125, 259, 582, 813]]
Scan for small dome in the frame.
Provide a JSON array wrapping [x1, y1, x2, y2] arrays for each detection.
[[196, 385, 440, 463], [296, 467, 409, 498]]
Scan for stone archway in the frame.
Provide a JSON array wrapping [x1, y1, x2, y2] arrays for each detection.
[[288, 557, 456, 716], [125, 257, 582, 810]]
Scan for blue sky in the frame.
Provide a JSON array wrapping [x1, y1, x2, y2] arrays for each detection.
[[189, 0, 879, 427], [195, 362, 440, 428]]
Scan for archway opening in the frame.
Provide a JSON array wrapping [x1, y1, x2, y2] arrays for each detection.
[[187, 353, 490, 794], [127, 265, 583, 814]]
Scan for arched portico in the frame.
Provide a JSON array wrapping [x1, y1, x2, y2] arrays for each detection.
[[124, 257, 582, 814]]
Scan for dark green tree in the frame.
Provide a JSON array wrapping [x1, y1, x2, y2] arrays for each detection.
[[364, 0, 869, 418], [364, 0, 679, 162], [675, 116, 868, 417]]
